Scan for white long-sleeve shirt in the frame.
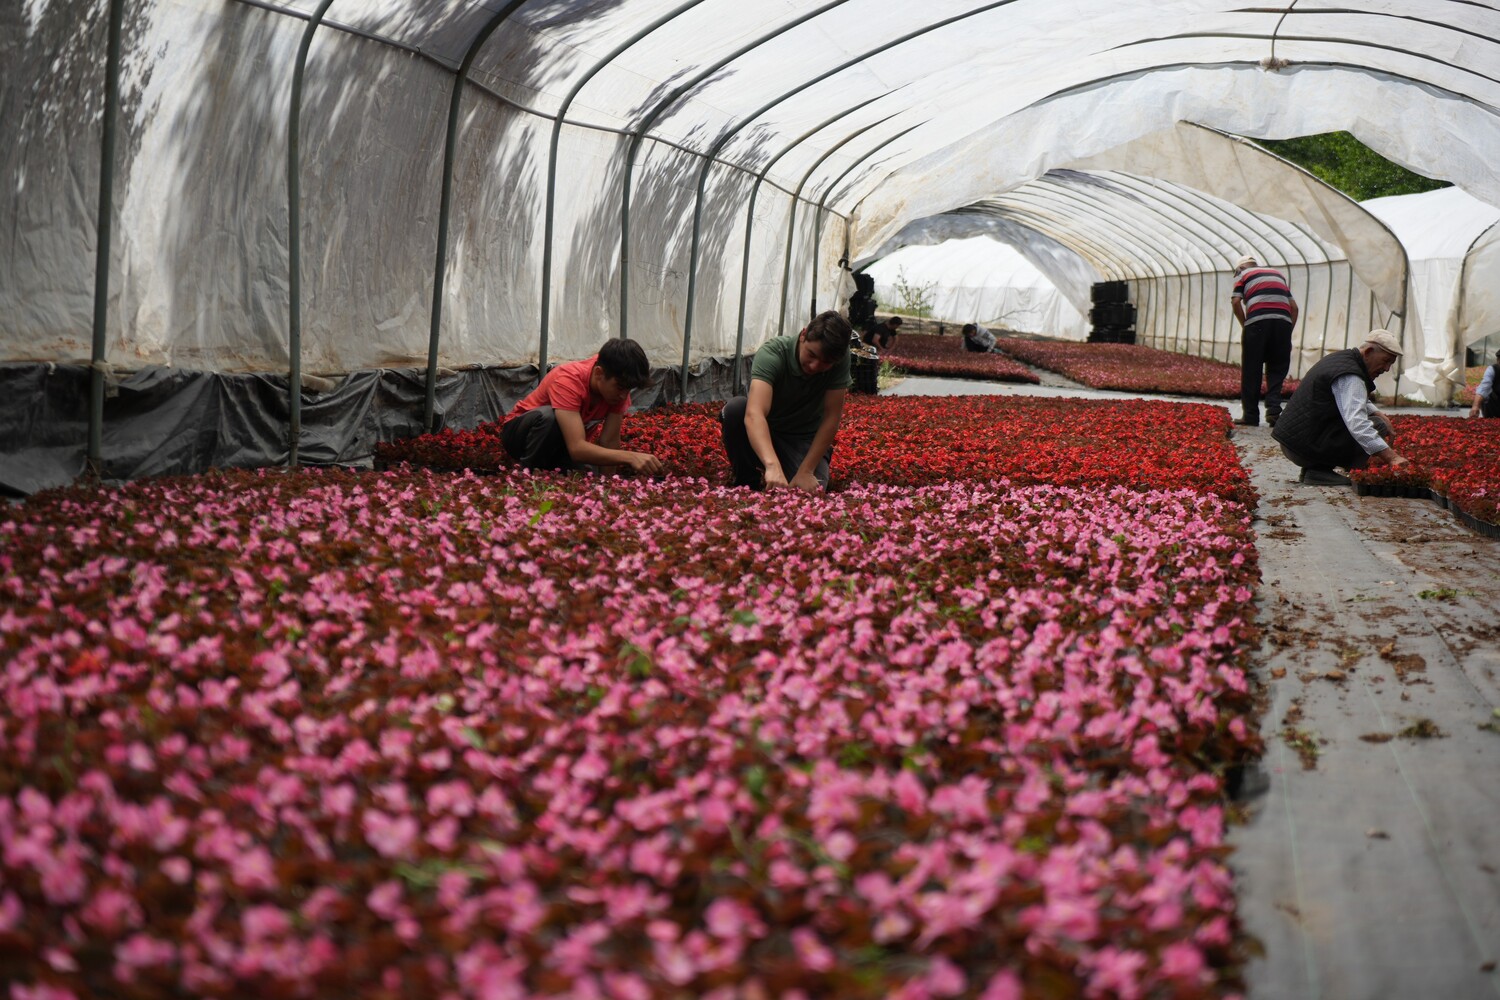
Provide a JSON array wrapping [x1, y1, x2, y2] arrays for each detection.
[[1331, 374, 1387, 455], [1477, 365, 1496, 401]]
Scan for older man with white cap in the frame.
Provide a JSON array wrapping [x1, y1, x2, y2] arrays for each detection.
[[1230, 254, 1298, 427], [1272, 329, 1408, 485]]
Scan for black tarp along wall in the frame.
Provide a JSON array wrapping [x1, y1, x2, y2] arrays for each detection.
[[0, 359, 748, 496]]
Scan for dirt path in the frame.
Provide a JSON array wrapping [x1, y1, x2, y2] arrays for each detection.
[[1227, 424, 1500, 999]]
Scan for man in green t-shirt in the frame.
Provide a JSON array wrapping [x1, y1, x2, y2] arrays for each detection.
[[720, 311, 854, 492]]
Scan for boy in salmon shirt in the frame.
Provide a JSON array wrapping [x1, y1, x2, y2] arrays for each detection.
[[501, 339, 664, 475]]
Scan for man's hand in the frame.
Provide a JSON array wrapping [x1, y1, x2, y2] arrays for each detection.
[[1471, 402, 1484, 419], [1370, 447, 1408, 467], [762, 464, 789, 490], [789, 470, 822, 494], [623, 451, 664, 475]]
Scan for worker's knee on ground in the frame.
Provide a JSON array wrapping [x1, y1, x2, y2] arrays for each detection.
[[720, 395, 748, 424]]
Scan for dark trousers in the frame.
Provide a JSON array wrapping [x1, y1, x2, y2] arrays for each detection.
[[1241, 319, 1293, 423], [500, 406, 574, 470], [719, 396, 831, 489], [1278, 418, 1391, 472]]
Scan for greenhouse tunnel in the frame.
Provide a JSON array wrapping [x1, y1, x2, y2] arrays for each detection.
[[4, 0, 1500, 495]]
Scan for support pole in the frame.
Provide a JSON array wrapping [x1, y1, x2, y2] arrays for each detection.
[[87, 0, 128, 479], [424, 1, 528, 433], [287, 0, 338, 468]]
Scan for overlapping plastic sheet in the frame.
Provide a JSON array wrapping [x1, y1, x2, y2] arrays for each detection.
[[863, 236, 1090, 340], [3, 0, 1500, 462]]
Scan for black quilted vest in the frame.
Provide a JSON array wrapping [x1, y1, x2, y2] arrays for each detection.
[[1486, 364, 1500, 418], [1272, 348, 1375, 466]]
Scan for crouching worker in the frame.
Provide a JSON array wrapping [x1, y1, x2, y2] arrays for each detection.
[[962, 323, 998, 353], [501, 338, 664, 476], [1272, 329, 1408, 486], [721, 311, 853, 493]]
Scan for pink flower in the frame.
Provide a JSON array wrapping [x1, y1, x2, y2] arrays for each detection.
[[704, 898, 766, 941], [362, 809, 418, 858], [241, 904, 291, 941], [790, 927, 835, 972], [1087, 946, 1148, 1000], [367, 881, 404, 921], [979, 969, 1024, 1000], [81, 887, 143, 935], [892, 769, 928, 813], [1160, 941, 1208, 983], [926, 956, 967, 997], [0, 892, 22, 933], [113, 934, 177, 983], [822, 829, 857, 862], [229, 847, 276, 890], [160, 857, 192, 884], [11, 985, 80, 1000]]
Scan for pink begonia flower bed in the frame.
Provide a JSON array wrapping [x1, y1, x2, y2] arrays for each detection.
[[992, 338, 1300, 400], [1, 462, 1261, 995]]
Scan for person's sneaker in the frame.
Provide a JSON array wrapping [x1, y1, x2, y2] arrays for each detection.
[[1300, 467, 1352, 486], [1233, 417, 1259, 427], [1266, 413, 1280, 428]]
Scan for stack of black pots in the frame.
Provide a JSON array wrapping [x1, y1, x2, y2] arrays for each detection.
[[1088, 281, 1136, 344]]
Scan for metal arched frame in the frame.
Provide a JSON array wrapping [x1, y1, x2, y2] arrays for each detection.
[[969, 202, 1144, 286], [286, 0, 339, 467], [1014, 182, 1188, 347], [965, 197, 1166, 342], [1027, 175, 1220, 352], [539, 0, 713, 375], [677, 1, 1027, 401], [1093, 173, 1244, 354], [1148, 176, 1303, 362], [774, 119, 904, 338], [423, 0, 531, 432], [725, 95, 896, 394], [87, 0, 128, 476], [808, 122, 928, 318], [616, 1, 852, 343], [997, 185, 1185, 290]]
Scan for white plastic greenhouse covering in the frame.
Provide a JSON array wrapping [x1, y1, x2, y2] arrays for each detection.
[[862, 237, 1090, 341], [1360, 186, 1500, 394], [4, 0, 1500, 489]]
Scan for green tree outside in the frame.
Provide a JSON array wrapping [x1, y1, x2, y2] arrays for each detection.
[[1255, 132, 1449, 201]]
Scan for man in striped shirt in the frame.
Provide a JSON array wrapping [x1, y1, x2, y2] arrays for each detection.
[[1231, 254, 1298, 427]]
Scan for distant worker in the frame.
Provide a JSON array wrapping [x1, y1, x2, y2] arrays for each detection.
[[1468, 347, 1500, 418], [501, 338, 664, 476], [1272, 330, 1407, 486], [863, 316, 903, 351], [1231, 254, 1298, 428], [962, 323, 998, 353], [847, 271, 878, 338], [720, 311, 853, 493]]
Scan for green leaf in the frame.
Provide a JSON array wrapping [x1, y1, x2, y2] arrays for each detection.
[[529, 499, 554, 527]]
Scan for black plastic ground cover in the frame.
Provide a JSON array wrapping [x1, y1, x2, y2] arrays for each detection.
[[0, 358, 749, 496]]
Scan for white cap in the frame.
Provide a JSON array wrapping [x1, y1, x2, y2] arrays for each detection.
[[1362, 329, 1403, 357]]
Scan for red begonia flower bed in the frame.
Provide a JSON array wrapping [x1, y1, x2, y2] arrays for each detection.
[[991, 338, 1300, 401], [1, 462, 1261, 998], [1350, 415, 1500, 525], [379, 395, 1253, 507], [877, 334, 1040, 384]]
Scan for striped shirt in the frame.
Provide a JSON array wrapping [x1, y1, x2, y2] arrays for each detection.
[[1233, 266, 1296, 328]]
